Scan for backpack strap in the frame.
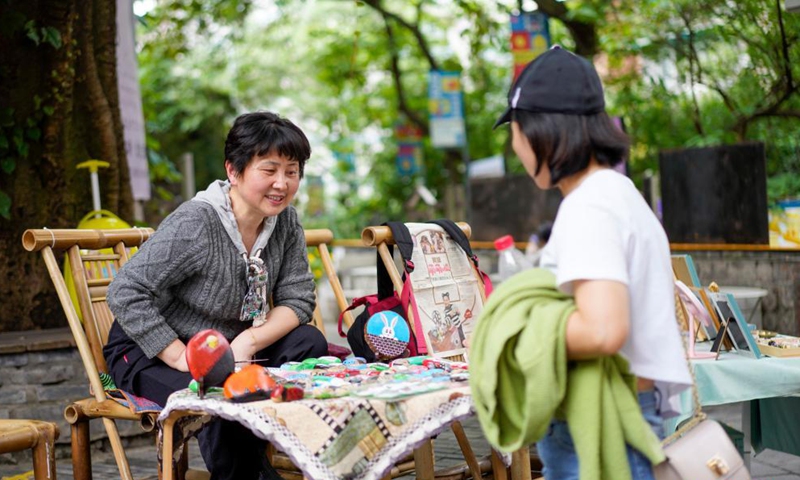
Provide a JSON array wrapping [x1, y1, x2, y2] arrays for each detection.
[[376, 247, 395, 300], [428, 219, 494, 296], [385, 221, 415, 272], [337, 294, 378, 338], [385, 221, 427, 354]]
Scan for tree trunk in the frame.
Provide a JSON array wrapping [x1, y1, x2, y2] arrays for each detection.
[[0, 0, 133, 332]]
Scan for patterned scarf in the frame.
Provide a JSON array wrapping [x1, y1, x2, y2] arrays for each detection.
[[240, 248, 269, 326]]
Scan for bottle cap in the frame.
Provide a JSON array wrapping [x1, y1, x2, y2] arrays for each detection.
[[493, 235, 515, 251]]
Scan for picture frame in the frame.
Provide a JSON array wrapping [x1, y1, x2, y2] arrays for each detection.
[[671, 254, 702, 289], [708, 292, 762, 359], [675, 280, 716, 339], [674, 283, 716, 359], [694, 286, 734, 349], [709, 319, 728, 358]]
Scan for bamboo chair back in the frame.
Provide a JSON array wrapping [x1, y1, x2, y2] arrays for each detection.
[[304, 228, 354, 335], [360, 222, 488, 363], [23, 228, 158, 480]]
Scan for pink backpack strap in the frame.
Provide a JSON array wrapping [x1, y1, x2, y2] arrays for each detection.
[[337, 295, 377, 337], [399, 271, 426, 355], [480, 269, 494, 296]]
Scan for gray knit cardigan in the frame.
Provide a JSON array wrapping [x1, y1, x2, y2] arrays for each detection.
[[107, 202, 315, 359]]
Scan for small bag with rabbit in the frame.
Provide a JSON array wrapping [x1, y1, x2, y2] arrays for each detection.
[[338, 220, 492, 362], [337, 222, 419, 362]]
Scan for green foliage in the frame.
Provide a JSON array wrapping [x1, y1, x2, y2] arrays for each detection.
[[599, 0, 800, 202], [0, 4, 63, 220], [135, 0, 800, 234], [0, 190, 9, 220], [136, 0, 252, 200], [24, 21, 62, 48]]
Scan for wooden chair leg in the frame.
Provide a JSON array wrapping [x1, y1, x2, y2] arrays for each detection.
[[161, 412, 180, 480], [102, 417, 134, 480], [510, 448, 532, 480], [490, 449, 509, 480], [71, 420, 92, 480], [450, 421, 482, 480], [414, 439, 435, 480], [31, 422, 58, 480]]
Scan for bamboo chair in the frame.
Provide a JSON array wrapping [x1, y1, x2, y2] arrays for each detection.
[[362, 222, 535, 480], [22, 228, 200, 480], [0, 419, 59, 480], [305, 228, 355, 337]]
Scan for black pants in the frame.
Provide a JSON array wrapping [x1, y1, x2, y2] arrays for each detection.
[[104, 322, 328, 480]]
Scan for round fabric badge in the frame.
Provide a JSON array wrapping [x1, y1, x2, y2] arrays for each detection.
[[364, 310, 410, 360]]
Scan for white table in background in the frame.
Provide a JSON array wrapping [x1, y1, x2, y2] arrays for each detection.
[[717, 286, 769, 328]]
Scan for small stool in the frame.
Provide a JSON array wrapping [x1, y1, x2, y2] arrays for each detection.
[[0, 419, 59, 480]]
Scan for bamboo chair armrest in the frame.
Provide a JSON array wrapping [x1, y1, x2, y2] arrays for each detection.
[[64, 398, 157, 432], [0, 420, 59, 454]]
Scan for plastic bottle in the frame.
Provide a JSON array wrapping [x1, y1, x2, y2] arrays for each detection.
[[494, 235, 534, 281]]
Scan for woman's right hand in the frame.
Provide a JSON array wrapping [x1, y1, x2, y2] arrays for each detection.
[[157, 339, 190, 372]]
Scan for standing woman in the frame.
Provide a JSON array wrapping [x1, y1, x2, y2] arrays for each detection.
[[494, 46, 692, 479], [104, 111, 328, 480]]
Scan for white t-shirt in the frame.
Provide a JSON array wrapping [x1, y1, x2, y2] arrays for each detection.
[[539, 169, 691, 417]]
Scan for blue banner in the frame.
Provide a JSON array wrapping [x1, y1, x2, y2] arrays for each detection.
[[428, 71, 466, 148]]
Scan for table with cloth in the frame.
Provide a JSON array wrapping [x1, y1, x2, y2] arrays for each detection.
[[158, 378, 484, 480], [667, 345, 800, 470]]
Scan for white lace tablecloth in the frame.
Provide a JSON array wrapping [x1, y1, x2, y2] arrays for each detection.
[[159, 384, 475, 480]]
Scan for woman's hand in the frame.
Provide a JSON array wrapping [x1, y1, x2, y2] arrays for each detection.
[[231, 329, 258, 364], [157, 339, 190, 372]]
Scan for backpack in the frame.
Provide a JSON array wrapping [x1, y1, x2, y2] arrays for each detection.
[[338, 220, 492, 362]]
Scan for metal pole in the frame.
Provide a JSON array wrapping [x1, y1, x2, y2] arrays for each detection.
[[181, 152, 195, 201], [90, 171, 102, 215], [461, 144, 472, 225]]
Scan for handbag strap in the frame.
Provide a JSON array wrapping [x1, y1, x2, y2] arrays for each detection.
[[662, 290, 707, 446]]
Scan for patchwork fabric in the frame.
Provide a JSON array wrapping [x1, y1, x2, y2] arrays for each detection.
[[106, 389, 162, 414], [96, 372, 163, 414], [159, 384, 474, 480]]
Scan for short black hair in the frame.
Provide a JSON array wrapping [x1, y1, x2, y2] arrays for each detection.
[[512, 110, 629, 186], [224, 111, 311, 177]]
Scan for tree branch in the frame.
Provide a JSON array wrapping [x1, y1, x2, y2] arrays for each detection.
[[776, 0, 793, 91], [679, 7, 705, 137], [362, 0, 439, 70], [533, 0, 599, 57], [381, 16, 428, 132]]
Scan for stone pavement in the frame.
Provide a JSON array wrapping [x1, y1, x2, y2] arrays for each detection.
[[2, 404, 800, 479]]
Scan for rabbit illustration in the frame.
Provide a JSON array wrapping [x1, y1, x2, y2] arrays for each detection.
[[380, 313, 398, 337]]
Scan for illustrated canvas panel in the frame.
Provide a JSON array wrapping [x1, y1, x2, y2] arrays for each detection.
[[405, 223, 484, 358]]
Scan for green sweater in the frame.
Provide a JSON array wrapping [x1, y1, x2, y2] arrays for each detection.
[[470, 268, 665, 480]]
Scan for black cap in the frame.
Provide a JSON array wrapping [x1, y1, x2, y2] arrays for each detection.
[[494, 45, 606, 128]]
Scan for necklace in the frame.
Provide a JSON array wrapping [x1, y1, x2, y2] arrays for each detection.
[[240, 249, 269, 327]]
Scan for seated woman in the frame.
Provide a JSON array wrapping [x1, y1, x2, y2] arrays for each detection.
[[104, 111, 328, 480]]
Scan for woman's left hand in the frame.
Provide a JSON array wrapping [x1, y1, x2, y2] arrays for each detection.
[[230, 329, 258, 363]]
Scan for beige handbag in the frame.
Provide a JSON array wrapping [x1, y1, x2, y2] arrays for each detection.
[[653, 293, 751, 480]]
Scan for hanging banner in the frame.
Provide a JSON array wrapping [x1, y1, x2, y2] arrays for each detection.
[[428, 71, 466, 149], [117, 0, 150, 201], [305, 175, 325, 218], [395, 123, 423, 177], [510, 12, 550, 81]]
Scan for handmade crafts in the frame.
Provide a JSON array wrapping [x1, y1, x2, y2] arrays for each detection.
[[188, 354, 471, 404], [755, 333, 800, 358]]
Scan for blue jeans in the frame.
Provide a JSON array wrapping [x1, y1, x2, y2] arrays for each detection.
[[537, 390, 664, 480]]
